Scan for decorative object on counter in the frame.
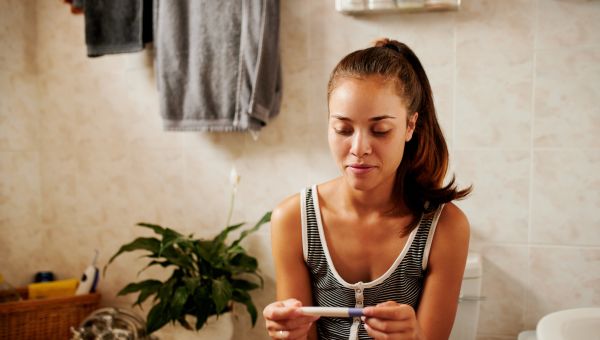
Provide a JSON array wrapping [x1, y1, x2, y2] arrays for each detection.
[[336, 0, 460, 14], [105, 168, 271, 335], [70, 307, 156, 340], [75, 249, 100, 295]]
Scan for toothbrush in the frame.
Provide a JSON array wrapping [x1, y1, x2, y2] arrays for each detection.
[[75, 249, 100, 295], [299, 307, 364, 318]]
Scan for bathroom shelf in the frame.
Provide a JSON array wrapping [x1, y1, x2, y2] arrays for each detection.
[[336, 0, 460, 15]]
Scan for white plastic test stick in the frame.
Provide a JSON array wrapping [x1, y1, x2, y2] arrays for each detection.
[[299, 307, 364, 318]]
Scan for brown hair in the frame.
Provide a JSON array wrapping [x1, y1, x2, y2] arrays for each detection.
[[327, 38, 471, 232]]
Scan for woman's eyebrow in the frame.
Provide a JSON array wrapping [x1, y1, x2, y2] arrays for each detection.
[[330, 114, 396, 122]]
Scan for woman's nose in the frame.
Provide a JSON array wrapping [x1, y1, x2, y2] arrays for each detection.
[[350, 131, 372, 157]]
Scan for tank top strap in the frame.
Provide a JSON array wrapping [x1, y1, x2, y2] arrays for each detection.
[[301, 186, 327, 268], [416, 203, 445, 271]]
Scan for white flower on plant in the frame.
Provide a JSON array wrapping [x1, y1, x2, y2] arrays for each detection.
[[226, 165, 240, 227], [229, 166, 240, 192]]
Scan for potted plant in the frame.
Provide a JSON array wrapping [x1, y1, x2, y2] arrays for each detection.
[[105, 169, 270, 336]]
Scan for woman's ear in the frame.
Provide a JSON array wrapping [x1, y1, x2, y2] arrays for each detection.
[[405, 112, 418, 142]]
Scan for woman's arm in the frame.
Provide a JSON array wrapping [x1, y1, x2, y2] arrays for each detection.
[[263, 194, 319, 340], [416, 203, 470, 339]]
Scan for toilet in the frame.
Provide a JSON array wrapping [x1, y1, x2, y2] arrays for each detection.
[[449, 253, 483, 340]]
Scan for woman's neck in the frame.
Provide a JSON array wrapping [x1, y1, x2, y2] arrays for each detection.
[[337, 178, 408, 218]]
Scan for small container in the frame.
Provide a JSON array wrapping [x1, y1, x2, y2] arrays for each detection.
[[34, 271, 55, 283], [367, 0, 397, 10], [0, 274, 22, 303]]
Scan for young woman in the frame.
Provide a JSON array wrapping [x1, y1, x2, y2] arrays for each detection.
[[263, 39, 471, 340]]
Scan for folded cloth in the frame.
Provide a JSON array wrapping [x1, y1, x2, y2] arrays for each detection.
[[84, 0, 153, 57], [155, 0, 282, 132]]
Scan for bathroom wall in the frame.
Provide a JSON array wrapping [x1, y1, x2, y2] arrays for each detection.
[[1, 0, 598, 339]]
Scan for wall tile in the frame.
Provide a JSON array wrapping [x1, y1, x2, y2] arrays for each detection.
[[455, 44, 533, 148], [235, 142, 311, 223], [127, 147, 186, 229], [0, 71, 39, 151], [40, 149, 78, 228], [477, 245, 528, 337], [457, 0, 535, 57], [308, 1, 379, 63], [0, 0, 36, 73], [455, 0, 534, 148], [454, 149, 530, 243], [531, 150, 600, 245], [534, 45, 600, 148], [181, 137, 240, 236], [537, 0, 600, 50], [0, 151, 41, 230], [525, 246, 600, 328], [75, 146, 134, 229], [0, 224, 46, 286]]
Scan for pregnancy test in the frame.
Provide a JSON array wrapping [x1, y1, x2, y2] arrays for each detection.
[[299, 307, 364, 318]]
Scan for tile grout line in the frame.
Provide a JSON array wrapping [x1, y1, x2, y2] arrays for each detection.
[[525, 0, 540, 330]]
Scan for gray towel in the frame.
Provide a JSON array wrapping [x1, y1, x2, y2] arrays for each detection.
[[155, 0, 282, 132], [84, 0, 153, 57]]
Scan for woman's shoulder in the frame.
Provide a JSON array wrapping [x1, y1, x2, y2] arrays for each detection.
[[437, 202, 469, 229], [428, 202, 470, 266], [272, 192, 302, 228]]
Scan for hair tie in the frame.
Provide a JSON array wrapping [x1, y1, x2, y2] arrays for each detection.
[[383, 43, 401, 53]]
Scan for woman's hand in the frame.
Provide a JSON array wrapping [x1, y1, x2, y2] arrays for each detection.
[[263, 298, 320, 339], [362, 301, 424, 340]]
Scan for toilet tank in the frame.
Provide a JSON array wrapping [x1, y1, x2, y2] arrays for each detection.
[[449, 252, 483, 340]]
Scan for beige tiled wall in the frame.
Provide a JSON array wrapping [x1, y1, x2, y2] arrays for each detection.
[[1, 0, 598, 339]]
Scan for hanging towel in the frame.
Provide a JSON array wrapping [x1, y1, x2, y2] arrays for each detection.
[[154, 0, 282, 132], [84, 0, 153, 57]]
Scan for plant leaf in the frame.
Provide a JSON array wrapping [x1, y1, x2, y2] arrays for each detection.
[[232, 289, 258, 326], [177, 316, 193, 330], [212, 222, 245, 248], [117, 279, 162, 296], [230, 253, 258, 273], [170, 286, 189, 321], [231, 211, 271, 248], [136, 223, 171, 237], [104, 237, 161, 275], [146, 301, 171, 334], [231, 279, 260, 291], [183, 277, 201, 294], [226, 244, 246, 257], [134, 281, 163, 307], [211, 277, 233, 313]]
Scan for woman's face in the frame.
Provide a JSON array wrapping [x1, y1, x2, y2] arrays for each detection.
[[327, 76, 417, 192]]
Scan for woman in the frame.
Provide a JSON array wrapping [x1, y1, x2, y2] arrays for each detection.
[[263, 39, 471, 340]]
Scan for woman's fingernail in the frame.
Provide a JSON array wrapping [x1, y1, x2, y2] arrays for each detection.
[[360, 316, 366, 322]]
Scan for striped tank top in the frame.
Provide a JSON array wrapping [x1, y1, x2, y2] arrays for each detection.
[[301, 185, 444, 340]]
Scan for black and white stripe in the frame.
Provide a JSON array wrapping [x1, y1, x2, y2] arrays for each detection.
[[301, 186, 443, 340]]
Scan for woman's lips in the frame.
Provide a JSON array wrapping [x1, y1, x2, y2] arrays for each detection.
[[347, 164, 375, 175]]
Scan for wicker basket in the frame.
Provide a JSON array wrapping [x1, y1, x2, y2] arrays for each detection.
[[0, 288, 101, 340]]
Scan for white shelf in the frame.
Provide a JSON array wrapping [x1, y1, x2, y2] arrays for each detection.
[[336, 0, 460, 14]]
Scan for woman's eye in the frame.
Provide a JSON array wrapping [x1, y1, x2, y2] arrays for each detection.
[[334, 128, 353, 136], [372, 130, 391, 136]]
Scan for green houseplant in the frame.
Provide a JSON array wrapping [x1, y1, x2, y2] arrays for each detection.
[[105, 169, 270, 334]]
